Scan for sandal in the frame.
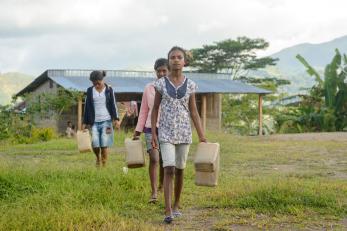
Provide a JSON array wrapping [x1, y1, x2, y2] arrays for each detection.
[[148, 197, 158, 204], [172, 210, 182, 218], [163, 215, 173, 224]]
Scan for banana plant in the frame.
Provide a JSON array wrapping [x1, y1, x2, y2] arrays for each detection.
[[296, 49, 347, 130]]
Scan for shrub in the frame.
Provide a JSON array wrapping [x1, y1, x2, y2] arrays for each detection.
[[31, 127, 56, 142]]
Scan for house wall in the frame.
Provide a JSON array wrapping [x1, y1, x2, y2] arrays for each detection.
[[58, 105, 79, 134], [35, 79, 58, 94], [197, 93, 222, 131], [29, 79, 59, 131], [206, 93, 222, 131], [28, 81, 81, 134]]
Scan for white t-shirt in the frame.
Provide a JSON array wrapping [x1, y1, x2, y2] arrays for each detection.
[[93, 87, 111, 122]]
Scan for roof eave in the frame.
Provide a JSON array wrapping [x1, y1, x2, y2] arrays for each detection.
[[15, 70, 49, 97]]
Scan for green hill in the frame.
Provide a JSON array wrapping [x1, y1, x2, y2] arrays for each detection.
[[0, 72, 34, 105], [272, 35, 347, 73], [269, 35, 347, 94]]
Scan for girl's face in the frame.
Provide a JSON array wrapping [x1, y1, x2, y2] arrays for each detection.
[[92, 80, 105, 90], [155, 65, 169, 79], [168, 50, 185, 71]]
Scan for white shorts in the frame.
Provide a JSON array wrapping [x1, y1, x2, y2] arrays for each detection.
[[160, 143, 190, 169]]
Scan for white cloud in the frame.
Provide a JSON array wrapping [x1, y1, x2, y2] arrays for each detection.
[[1, 0, 347, 74]]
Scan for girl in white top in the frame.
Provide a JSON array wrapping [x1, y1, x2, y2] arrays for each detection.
[[82, 71, 120, 167]]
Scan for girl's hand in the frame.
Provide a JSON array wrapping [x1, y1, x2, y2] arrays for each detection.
[[199, 137, 207, 143], [113, 120, 120, 129], [133, 131, 141, 140], [82, 124, 89, 131], [133, 134, 140, 140], [151, 134, 159, 149]]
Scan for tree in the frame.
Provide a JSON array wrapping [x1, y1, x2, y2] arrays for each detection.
[[189, 37, 278, 79], [296, 49, 347, 131], [0, 89, 83, 143], [223, 78, 290, 135], [189, 37, 288, 134], [23, 88, 83, 119]]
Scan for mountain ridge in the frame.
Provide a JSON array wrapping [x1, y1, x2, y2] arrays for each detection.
[[266, 35, 347, 94]]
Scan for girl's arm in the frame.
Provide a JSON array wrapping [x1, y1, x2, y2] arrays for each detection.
[[189, 93, 207, 142], [151, 90, 162, 149], [82, 93, 89, 130], [133, 86, 150, 139], [110, 87, 120, 129], [111, 88, 120, 121]]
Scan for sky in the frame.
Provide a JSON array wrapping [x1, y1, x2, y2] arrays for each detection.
[[1, 0, 347, 75]]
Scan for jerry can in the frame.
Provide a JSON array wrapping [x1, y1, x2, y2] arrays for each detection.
[[194, 142, 220, 187]]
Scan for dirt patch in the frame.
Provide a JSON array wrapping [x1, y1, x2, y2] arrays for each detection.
[[110, 147, 126, 154], [229, 224, 261, 231], [163, 208, 263, 231], [331, 171, 347, 179], [165, 208, 217, 230], [272, 164, 296, 173], [159, 208, 347, 230], [341, 218, 347, 229], [265, 132, 347, 141]]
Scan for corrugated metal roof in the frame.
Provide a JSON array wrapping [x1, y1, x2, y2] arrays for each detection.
[[16, 69, 272, 96]]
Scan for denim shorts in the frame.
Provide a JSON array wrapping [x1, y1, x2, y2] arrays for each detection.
[[159, 143, 190, 169], [145, 132, 162, 153], [143, 127, 159, 153], [91, 120, 114, 148], [144, 132, 154, 153]]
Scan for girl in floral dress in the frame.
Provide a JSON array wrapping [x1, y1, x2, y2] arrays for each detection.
[[151, 46, 207, 224]]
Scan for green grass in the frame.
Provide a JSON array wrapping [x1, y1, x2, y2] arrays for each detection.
[[0, 131, 346, 230]]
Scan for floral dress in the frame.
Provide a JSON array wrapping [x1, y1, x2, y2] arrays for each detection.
[[154, 76, 197, 144]]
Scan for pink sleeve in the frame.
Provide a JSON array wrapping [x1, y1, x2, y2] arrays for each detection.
[[135, 86, 150, 132]]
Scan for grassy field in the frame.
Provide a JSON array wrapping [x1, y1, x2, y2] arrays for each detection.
[[0, 131, 346, 230]]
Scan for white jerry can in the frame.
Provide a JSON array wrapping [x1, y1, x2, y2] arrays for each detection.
[[124, 138, 145, 168], [194, 142, 220, 187], [76, 130, 92, 153]]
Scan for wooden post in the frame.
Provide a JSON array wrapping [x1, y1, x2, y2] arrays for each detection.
[[77, 97, 82, 130], [201, 94, 207, 132], [218, 94, 222, 131], [258, 94, 263, 136]]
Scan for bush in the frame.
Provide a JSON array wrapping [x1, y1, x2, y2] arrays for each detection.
[[8, 127, 57, 144], [0, 105, 13, 140], [31, 127, 56, 142], [0, 107, 56, 144], [278, 120, 302, 134]]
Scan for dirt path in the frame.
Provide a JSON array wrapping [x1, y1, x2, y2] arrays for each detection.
[[264, 132, 347, 141]]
